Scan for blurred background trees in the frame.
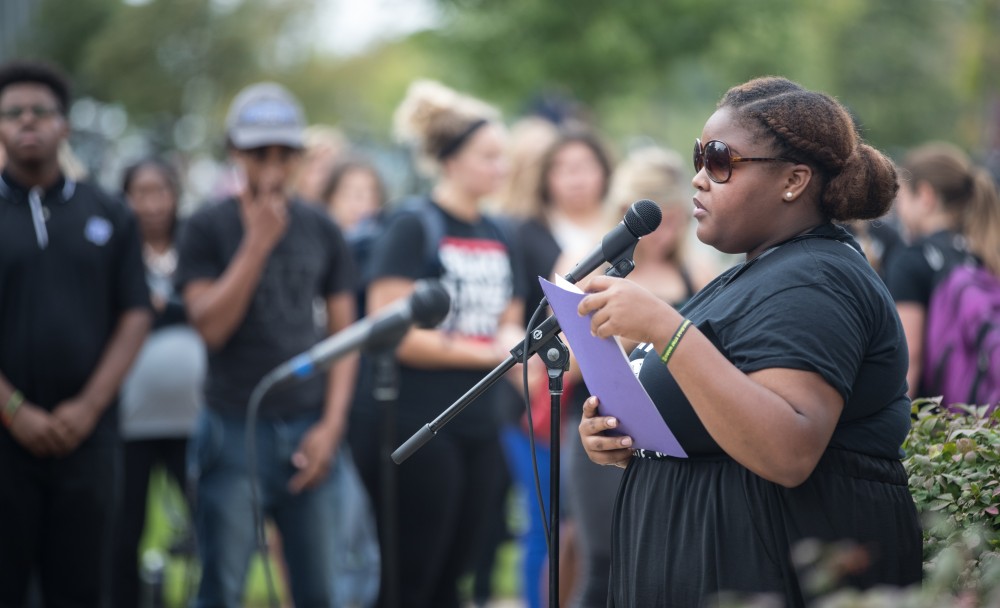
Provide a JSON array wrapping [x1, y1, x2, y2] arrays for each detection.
[[3, 0, 999, 182]]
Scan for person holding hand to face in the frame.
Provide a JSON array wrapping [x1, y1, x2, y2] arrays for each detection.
[[175, 82, 358, 608], [577, 77, 922, 607]]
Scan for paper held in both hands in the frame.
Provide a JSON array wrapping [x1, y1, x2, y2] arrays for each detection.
[[539, 276, 687, 458]]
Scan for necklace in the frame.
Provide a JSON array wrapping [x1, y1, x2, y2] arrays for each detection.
[[144, 243, 177, 277]]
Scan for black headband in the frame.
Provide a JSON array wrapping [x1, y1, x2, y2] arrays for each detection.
[[437, 119, 489, 160]]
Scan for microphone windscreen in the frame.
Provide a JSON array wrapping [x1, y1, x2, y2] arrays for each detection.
[[411, 279, 451, 328], [624, 199, 662, 238]]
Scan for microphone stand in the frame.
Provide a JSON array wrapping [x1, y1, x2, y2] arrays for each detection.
[[363, 326, 413, 608], [371, 348, 400, 608], [247, 323, 412, 608], [393, 254, 637, 607], [540, 336, 569, 608]]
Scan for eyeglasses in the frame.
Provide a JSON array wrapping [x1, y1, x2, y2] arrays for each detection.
[[0, 105, 61, 122], [693, 138, 793, 184]]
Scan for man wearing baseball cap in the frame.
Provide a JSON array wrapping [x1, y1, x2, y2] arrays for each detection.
[[175, 82, 358, 607]]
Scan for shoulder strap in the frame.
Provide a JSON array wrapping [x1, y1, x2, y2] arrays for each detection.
[[396, 196, 447, 278], [396, 198, 514, 277]]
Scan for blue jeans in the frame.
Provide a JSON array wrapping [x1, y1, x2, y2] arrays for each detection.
[[500, 425, 551, 608], [330, 446, 380, 607], [188, 408, 341, 608]]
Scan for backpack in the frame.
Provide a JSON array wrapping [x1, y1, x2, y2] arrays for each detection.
[[922, 263, 1000, 410], [347, 196, 448, 313]]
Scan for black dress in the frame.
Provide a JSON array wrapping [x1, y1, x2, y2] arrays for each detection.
[[609, 224, 922, 607]]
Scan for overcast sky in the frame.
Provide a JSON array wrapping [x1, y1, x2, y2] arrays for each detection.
[[314, 0, 439, 57]]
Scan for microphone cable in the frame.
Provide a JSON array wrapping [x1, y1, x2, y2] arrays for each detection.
[[520, 297, 554, 552], [245, 372, 283, 608]]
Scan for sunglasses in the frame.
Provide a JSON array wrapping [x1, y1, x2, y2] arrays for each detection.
[[693, 138, 793, 184], [244, 146, 300, 163], [0, 105, 61, 122]]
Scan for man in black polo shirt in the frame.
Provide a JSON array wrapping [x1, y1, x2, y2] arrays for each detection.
[[0, 60, 152, 606]]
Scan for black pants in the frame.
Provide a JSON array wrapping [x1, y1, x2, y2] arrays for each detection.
[[0, 430, 119, 608], [351, 414, 506, 608], [111, 437, 188, 608]]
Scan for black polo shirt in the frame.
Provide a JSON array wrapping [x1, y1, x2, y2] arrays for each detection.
[[0, 169, 150, 438]]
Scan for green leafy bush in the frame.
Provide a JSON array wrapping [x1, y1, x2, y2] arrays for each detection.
[[799, 398, 1000, 607], [719, 399, 1000, 607], [901, 398, 1000, 603]]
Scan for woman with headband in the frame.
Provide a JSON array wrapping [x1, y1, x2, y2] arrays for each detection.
[[349, 80, 526, 608]]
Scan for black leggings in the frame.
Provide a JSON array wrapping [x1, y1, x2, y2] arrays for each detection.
[[350, 414, 506, 608], [111, 437, 188, 608]]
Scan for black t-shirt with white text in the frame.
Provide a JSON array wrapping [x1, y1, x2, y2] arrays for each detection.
[[174, 197, 355, 417], [355, 199, 525, 438], [629, 223, 911, 460]]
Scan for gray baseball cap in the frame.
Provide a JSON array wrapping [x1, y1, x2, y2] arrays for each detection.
[[225, 82, 305, 150]]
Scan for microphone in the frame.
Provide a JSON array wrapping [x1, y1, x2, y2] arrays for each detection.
[[265, 279, 451, 385], [562, 199, 662, 284], [392, 203, 660, 464]]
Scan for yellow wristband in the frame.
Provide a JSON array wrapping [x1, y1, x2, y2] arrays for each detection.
[[659, 319, 692, 366], [2, 390, 24, 427]]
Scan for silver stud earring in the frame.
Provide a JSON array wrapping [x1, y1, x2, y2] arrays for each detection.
[[785, 191, 794, 199]]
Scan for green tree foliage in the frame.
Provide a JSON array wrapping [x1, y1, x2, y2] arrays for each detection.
[[431, 0, 788, 105], [27, 0, 119, 78], [77, 0, 289, 119], [280, 35, 441, 143], [23, 0, 318, 148], [15, 0, 1000, 157], [429, 0, 1000, 153]]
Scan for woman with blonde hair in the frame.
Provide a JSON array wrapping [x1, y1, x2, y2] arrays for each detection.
[[561, 144, 718, 608], [609, 146, 717, 306], [493, 116, 560, 219], [471, 113, 559, 606], [348, 80, 526, 608], [504, 127, 615, 608], [292, 124, 348, 202], [885, 142, 1000, 399]]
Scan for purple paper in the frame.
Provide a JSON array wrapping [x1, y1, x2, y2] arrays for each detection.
[[540, 277, 687, 458]]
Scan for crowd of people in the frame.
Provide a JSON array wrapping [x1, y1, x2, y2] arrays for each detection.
[[1, 57, 999, 608]]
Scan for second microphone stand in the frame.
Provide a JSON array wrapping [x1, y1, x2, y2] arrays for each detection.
[[393, 256, 636, 607], [371, 348, 401, 608]]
